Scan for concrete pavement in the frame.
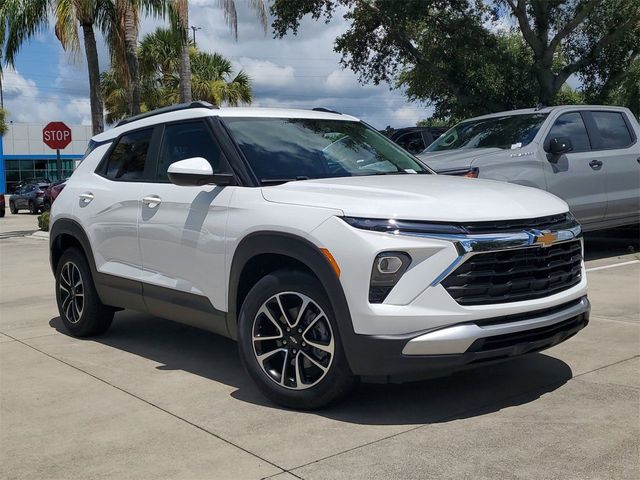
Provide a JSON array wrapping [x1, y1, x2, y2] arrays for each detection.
[[0, 214, 638, 479]]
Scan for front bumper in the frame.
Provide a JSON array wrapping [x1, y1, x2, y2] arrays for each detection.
[[344, 296, 589, 382]]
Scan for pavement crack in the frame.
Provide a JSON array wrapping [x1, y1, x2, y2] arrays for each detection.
[[3, 332, 302, 478], [572, 355, 639, 380]]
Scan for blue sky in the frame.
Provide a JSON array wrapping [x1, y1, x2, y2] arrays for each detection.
[[2, 2, 434, 129]]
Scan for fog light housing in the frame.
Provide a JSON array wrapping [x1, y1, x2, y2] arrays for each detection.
[[369, 252, 411, 303]]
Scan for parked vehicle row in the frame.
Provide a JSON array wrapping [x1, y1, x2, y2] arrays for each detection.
[[50, 102, 589, 409], [2, 177, 68, 216]]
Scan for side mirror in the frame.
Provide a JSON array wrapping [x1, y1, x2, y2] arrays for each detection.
[[547, 137, 573, 156], [167, 157, 235, 187]]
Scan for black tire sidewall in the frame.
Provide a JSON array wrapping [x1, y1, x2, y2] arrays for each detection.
[[55, 248, 113, 337], [9, 201, 17, 214], [237, 270, 354, 409], [29, 201, 37, 214]]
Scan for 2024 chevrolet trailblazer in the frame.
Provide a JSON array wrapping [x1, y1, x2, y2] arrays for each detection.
[[50, 103, 589, 409]]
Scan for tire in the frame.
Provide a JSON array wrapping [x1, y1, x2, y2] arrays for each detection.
[[9, 201, 17, 214], [55, 247, 114, 337], [43, 200, 51, 211], [237, 270, 355, 409], [28, 201, 38, 215], [0, 207, 4, 218]]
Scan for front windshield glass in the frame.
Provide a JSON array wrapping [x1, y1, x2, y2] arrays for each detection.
[[223, 117, 429, 184], [425, 113, 548, 152]]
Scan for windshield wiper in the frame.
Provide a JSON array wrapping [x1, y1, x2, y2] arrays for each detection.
[[261, 176, 310, 185]]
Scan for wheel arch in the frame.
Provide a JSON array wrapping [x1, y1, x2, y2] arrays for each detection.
[[227, 232, 355, 346], [49, 218, 97, 277]]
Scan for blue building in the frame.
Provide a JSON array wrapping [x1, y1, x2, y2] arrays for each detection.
[[0, 122, 91, 193]]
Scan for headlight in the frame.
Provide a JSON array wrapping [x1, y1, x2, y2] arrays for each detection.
[[369, 251, 411, 303], [342, 216, 467, 235]]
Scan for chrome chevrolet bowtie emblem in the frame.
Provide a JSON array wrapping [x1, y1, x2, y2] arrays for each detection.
[[533, 230, 558, 247]]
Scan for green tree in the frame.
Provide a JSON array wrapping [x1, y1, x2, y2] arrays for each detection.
[[102, 27, 253, 123], [168, 0, 268, 104], [272, 0, 640, 118], [0, 108, 7, 136], [1, 0, 111, 134]]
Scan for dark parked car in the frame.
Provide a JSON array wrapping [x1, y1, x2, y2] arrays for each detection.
[[43, 179, 68, 210], [382, 126, 448, 154], [9, 181, 50, 214], [12, 177, 51, 193], [0, 194, 5, 217]]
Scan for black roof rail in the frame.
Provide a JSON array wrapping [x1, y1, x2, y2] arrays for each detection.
[[312, 107, 342, 115], [115, 101, 218, 127]]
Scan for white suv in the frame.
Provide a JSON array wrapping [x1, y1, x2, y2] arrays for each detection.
[[50, 102, 589, 409]]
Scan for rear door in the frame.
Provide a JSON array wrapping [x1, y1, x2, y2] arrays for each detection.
[[541, 111, 607, 225], [80, 127, 158, 304], [138, 119, 235, 334], [585, 110, 640, 222]]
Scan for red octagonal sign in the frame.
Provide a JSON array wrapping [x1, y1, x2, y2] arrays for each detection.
[[43, 122, 72, 150]]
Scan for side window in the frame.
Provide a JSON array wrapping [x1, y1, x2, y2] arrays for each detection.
[[104, 129, 153, 181], [156, 121, 226, 181], [547, 112, 591, 152], [591, 111, 633, 149]]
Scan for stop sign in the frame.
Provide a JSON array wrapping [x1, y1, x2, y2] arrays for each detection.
[[43, 122, 72, 150]]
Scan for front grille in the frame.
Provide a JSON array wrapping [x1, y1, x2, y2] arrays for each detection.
[[442, 240, 582, 305]]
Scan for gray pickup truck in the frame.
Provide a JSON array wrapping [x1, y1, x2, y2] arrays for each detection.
[[419, 105, 640, 231]]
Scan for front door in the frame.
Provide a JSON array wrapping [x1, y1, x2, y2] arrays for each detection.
[[541, 111, 608, 226], [138, 120, 234, 335]]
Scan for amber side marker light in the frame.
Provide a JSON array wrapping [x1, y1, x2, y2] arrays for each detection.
[[438, 167, 479, 178], [320, 248, 341, 277]]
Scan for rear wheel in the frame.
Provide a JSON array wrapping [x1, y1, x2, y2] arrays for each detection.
[[237, 270, 354, 409], [28, 201, 38, 214], [55, 248, 114, 337], [9, 201, 17, 214]]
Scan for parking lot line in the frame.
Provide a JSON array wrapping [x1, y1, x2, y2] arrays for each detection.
[[586, 260, 640, 272]]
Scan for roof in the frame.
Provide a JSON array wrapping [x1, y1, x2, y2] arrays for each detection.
[[465, 104, 632, 123], [93, 106, 360, 143]]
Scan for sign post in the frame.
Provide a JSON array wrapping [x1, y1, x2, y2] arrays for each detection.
[[42, 122, 72, 180]]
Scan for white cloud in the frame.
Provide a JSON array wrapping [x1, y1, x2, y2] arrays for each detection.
[[3, 68, 91, 126], [236, 58, 296, 89]]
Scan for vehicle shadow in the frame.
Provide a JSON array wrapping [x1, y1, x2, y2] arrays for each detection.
[[50, 311, 573, 425], [583, 224, 639, 261]]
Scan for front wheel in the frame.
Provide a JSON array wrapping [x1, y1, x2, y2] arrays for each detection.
[[9, 201, 17, 214], [55, 248, 114, 337], [237, 270, 354, 409]]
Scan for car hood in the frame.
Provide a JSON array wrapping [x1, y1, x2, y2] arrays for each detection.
[[261, 175, 567, 222], [418, 148, 502, 172]]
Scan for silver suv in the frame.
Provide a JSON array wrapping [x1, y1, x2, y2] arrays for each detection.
[[420, 105, 640, 231]]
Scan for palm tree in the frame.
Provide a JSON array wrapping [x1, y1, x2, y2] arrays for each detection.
[[1, 0, 110, 134], [102, 27, 253, 123], [106, 1, 167, 116], [169, 0, 268, 104]]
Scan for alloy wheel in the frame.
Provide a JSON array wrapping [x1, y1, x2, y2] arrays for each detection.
[[59, 261, 84, 324], [252, 292, 334, 390]]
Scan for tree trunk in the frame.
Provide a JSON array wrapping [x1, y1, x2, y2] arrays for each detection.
[[123, 2, 141, 115], [177, 0, 192, 103], [81, 23, 104, 134]]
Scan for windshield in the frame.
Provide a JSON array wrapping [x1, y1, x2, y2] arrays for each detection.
[[223, 118, 429, 184], [425, 113, 548, 152]]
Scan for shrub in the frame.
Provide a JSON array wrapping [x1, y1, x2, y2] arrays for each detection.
[[38, 211, 50, 232]]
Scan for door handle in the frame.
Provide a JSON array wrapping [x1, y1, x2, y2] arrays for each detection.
[[79, 192, 94, 203], [142, 195, 162, 208], [589, 159, 603, 169]]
